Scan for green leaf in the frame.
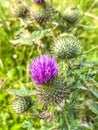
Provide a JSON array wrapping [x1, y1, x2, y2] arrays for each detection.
[[22, 120, 33, 130], [10, 34, 33, 46], [90, 89, 98, 98], [88, 103, 98, 115], [5, 85, 34, 96], [31, 29, 51, 41]]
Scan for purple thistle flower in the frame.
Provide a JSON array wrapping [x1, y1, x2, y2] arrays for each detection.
[[33, 0, 45, 4], [29, 55, 58, 85]]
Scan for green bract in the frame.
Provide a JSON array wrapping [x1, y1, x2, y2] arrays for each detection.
[[11, 1, 29, 18], [64, 7, 80, 24], [31, 2, 55, 24], [12, 96, 32, 114], [52, 36, 80, 59], [38, 76, 69, 106]]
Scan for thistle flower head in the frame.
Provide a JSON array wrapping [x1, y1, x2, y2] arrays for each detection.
[[29, 55, 58, 85], [33, 0, 45, 4]]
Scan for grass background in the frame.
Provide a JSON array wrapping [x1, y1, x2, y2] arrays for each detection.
[[0, 0, 98, 129]]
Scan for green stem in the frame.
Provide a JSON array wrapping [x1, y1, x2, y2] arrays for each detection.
[[90, 78, 98, 88], [80, 45, 98, 55], [0, 77, 8, 89], [64, 114, 70, 130], [61, 111, 70, 130], [84, 12, 98, 21]]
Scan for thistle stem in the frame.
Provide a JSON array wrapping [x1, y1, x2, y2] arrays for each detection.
[[56, 103, 70, 130], [61, 111, 70, 130], [0, 77, 8, 89], [82, 45, 98, 54], [90, 78, 98, 88], [84, 12, 98, 21], [36, 40, 42, 55]]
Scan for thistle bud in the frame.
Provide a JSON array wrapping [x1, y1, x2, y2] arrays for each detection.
[[31, 1, 55, 24], [64, 7, 80, 24], [52, 36, 80, 59], [12, 96, 33, 114], [11, 0, 29, 18]]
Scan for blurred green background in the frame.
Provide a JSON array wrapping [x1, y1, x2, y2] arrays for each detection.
[[0, 0, 98, 130]]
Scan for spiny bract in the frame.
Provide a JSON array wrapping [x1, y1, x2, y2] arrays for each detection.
[[52, 36, 80, 59], [38, 76, 69, 107], [11, 0, 29, 18], [31, 1, 55, 24], [64, 7, 80, 24], [12, 96, 32, 114]]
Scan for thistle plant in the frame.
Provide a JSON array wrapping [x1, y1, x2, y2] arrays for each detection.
[[1, 0, 98, 130]]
